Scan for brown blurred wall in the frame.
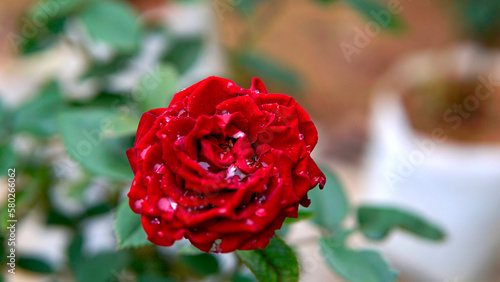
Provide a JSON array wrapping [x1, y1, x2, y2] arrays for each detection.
[[219, 0, 454, 160]]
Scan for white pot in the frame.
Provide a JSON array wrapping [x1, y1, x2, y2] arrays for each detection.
[[362, 45, 500, 281]]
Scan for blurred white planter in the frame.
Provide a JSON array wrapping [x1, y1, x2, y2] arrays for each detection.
[[362, 45, 500, 281]]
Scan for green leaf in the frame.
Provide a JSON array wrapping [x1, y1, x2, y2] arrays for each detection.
[[180, 253, 219, 277], [137, 64, 179, 112], [29, 0, 95, 21], [235, 0, 264, 15], [178, 244, 204, 255], [307, 165, 349, 231], [343, 0, 406, 32], [68, 233, 84, 271], [138, 274, 176, 282], [57, 108, 137, 179], [236, 236, 299, 282], [319, 236, 397, 282], [357, 206, 445, 241], [17, 256, 54, 274], [283, 211, 316, 225], [232, 273, 258, 282], [13, 81, 63, 136], [80, 1, 142, 53], [162, 37, 203, 73], [236, 52, 302, 91], [114, 200, 152, 249], [75, 251, 132, 282], [81, 55, 131, 79], [460, 0, 500, 42], [0, 143, 16, 174]]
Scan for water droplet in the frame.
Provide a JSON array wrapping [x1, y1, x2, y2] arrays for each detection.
[[198, 161, 211, 170], [305, 145, 312, 153], [218, 207, 228, 215], [153, 163, 166, 174], [255, 208, 267, 217], [221, 110, 229, 115], [261, 162, 268, 168], [232, 131, 245, 139], [177, 109, 186, 116], [256, 194, 267, 204], [151, 218, 160, 225], [157, 231, 164, 237], [140, 146, 151, 159], [254, 90, 260, 93], [160, 134, 167, 139], [298, 134, 304, 140], [157, 197, 178, 214], [245, 219, 255, 226], [225, 164, 247, 180], [134, 199, 144, 210]]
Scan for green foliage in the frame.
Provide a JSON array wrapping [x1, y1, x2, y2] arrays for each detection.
[[57, 108, 137, 179], [319, 236, 397, 282], [81, 55, 131, 80], [307, 165, 349, 231], [235, 0, 265, 15], [13, 81, 63, 136], [283, 211, 316, 225], [460, 0, 500, 44], [343, 0, 406, 32], [74, 251, 132, 282], [236, 237, 299, 282], [138, 63, 179, 112], [80, 1, 143, 53], [17, 256, 54, 274], [236, 52, 302, 92], [115, 200, 152, 249], [161, 37, 204, 74], [357, 206, 446, 241], [180, 254, 220, 277]]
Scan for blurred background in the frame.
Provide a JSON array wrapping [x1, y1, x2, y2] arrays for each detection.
[[1, 0, 500, 281]]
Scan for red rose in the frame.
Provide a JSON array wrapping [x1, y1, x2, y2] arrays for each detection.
[[126, 76, 325, 253]]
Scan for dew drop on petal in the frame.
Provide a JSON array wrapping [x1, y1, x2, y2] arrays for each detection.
[[218, 208, 227, 215], [256, 194, 267, 204], [151, 218, 160, 225], [298, 134, 304, 140], [198, 161, 211, 170], [157, 197, 178, 215], [305, 145, 312, 153], [232, 131, 246, 139], [245, 219, 255, 226], [177, 109, 186, 116], [140, 146, 151, 159], [153, 163, 167, 174], [157, 231, 164, 237], [255, 208, 267, 217], [134, 199, 144, 210]]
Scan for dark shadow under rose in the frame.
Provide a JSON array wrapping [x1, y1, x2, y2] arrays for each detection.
[[127, 76, 325, 253]]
